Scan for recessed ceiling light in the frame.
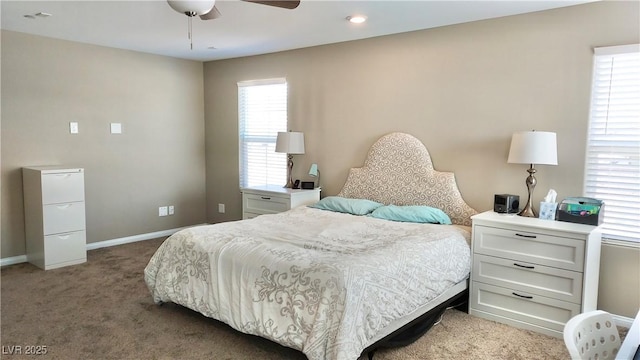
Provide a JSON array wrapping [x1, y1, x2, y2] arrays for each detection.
[[346, 15, 367, 24]]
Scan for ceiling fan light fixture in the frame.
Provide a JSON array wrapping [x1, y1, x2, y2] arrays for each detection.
[[167, 0, 215, 16], [346, 15, 367, 24], [23, 11, 52, 20]]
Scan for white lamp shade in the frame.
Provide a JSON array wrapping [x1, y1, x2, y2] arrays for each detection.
[[275, 132, 305, 154], [167, 0, 215, 15], [508, 131, 558, 165]]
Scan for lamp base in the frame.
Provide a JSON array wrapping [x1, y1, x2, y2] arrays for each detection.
[[283, 154, 294, 188], [518, 205, 537, 218], [517, 164, 538, 217]]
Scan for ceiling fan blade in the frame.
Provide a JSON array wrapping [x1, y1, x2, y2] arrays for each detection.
[[199, 5, 221, 20], [242, 0, 300, 10]]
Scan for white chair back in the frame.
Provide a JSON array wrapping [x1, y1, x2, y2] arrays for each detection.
[[563, 310, 621, 360]]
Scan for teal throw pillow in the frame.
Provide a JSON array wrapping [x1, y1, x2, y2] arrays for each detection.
[[369, 205, 452, 224], [309, 196, 383, 215]]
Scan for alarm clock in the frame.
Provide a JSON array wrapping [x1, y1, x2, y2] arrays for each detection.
[[494, 194, 520, 214], [301, 181, 315, 190]]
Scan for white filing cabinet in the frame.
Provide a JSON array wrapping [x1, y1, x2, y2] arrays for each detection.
[[241, 185, 321, 219], [469, 211, 602, 338], [22, 166, 87, 270]]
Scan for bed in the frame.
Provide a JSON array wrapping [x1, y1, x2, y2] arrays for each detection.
[[144, 132, 477, 360]]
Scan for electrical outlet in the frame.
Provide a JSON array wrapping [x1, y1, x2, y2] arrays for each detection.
[[158, 206, 168, 217], [218, 203, 225, 213], [168, 205, 175, 215]]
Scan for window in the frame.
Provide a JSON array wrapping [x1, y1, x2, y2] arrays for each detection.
[[238, 78, 287, 188], [584, 44, 640, 242]]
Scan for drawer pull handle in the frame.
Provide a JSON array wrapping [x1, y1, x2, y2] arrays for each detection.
[[56, 204, 72, 210], [515, 233, 537, 239], [512, 292, 533, 299], [260, 197, 271, 200], [513, 263, 535, 269]]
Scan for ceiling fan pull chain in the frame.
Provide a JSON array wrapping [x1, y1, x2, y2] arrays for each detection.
[[188, 16, 193, 50]]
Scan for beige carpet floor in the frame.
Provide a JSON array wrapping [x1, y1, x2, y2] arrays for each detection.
[[0, 237, 608, 359]]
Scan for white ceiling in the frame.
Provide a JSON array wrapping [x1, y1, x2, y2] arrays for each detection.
[[1, 0, 596, 62]]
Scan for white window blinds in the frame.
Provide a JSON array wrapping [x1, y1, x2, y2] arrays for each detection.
[[584, 44, 640, 242], [238, 78, 287, 188]]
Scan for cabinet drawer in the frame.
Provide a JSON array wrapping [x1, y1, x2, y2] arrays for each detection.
[[42, 171, 85, 204], [472, 254, 583, 303], [470, 282, 580, 332], [473, 225, 585, 271], [243, 212, 260, 220], [243, 194, 288, 215], [44, 231, 86, 269], [43, 202, 86, 235]]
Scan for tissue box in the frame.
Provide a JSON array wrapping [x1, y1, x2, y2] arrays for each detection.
[[539, 202, 558, 220], [557, 197, 604, 226]]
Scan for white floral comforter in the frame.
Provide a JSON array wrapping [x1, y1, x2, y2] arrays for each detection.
[[144, 206, 471, 360]]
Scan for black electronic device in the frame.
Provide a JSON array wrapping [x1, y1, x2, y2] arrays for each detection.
[[292, 179, 300, 189], [494, 194, 520, 214], [301, 181, 315, 190]]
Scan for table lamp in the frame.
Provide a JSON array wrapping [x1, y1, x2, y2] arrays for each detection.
[[275, 131, 305, 188], [309, 163, 320, 189], [507, 130, 558, 217]]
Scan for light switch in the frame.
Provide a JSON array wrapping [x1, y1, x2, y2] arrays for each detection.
[[158, 206, 168, 217], [110, 123, 122, 134], [69, 122, 79, 134]]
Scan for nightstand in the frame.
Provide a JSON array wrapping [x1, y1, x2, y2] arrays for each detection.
[[241, 185, 321, 219], [468, 210, 602, 338]]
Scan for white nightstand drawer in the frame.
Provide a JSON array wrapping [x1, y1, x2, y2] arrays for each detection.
[[243, 212, 260, 220], [241, 186, 320, 219], [470, 282, 580, 333], [43, 202, 86, 235], [44, 231, 87, 269], [41, 171, 85, 204], [473, 254, 583, 303], [243, 193, 289, 214], [473, 225, 585, 271]]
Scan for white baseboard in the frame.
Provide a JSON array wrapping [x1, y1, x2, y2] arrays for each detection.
[[85, 226, 194, 251], [1, 255, 28, 267], [613, 314, 635, 328], [0, 225, 198, 267]]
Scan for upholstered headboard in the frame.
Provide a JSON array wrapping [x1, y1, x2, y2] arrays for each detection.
[[337, 132, 477, 226]]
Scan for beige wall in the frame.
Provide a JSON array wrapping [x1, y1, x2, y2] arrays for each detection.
[[203, 1, 639, 317], [599, 243, 640, 318], [1, 31, 207, 257]]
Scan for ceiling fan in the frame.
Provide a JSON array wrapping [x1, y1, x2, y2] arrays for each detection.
[[167, 0, 300, 21], [167, 0, 300, 49]]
